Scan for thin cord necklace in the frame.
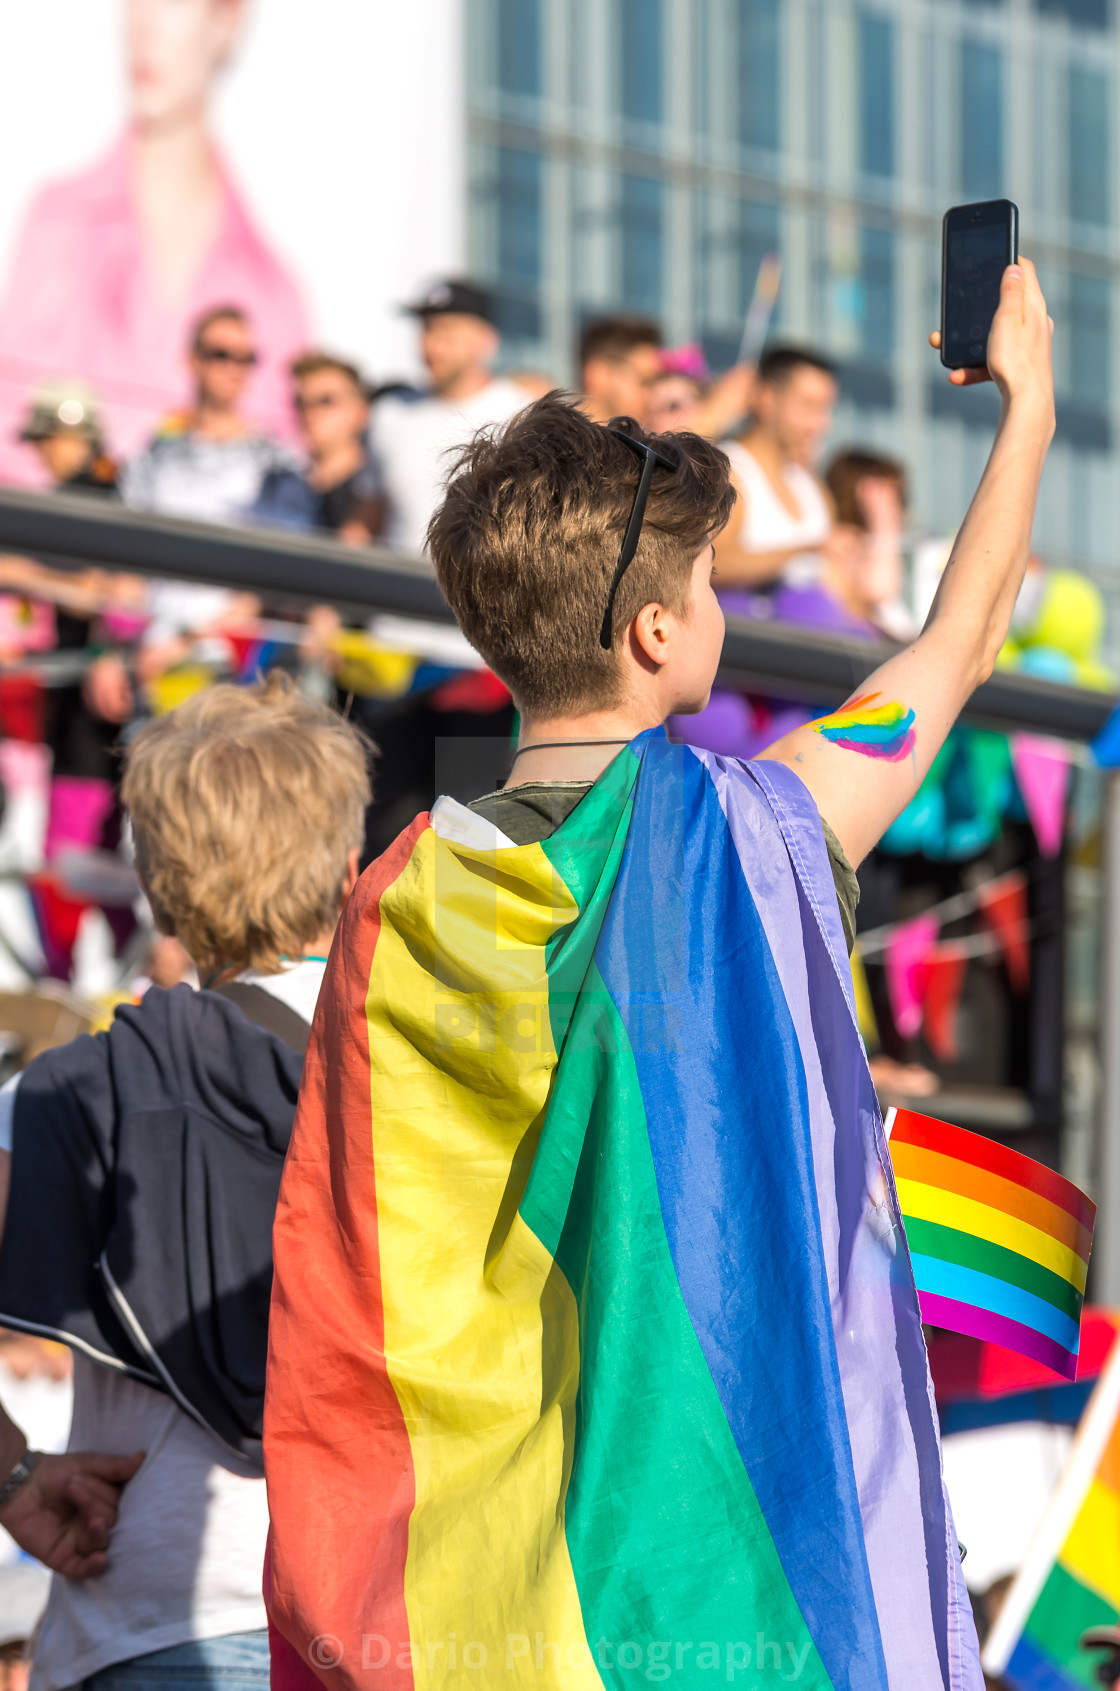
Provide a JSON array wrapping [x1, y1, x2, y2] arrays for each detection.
[[512, 737, 631, 758]]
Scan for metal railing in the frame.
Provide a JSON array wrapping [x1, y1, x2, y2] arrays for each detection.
[[0, 485, 1114, 741]]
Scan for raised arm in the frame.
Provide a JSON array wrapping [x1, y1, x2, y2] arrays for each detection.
[[759, 259, 1055, 867]]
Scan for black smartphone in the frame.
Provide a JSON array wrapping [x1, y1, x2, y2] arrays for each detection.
[[940, 199, 1019, 370]]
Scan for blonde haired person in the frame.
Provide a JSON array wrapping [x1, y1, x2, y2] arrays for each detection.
[[0, 674, 370, 1691]]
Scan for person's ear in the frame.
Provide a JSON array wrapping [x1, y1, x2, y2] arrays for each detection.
[[629, 602, 671, 670], [752, 383, 776, 423]]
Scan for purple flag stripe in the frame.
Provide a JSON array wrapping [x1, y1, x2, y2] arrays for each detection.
[[696, 749, 981, 1691], [919, 1292, 1078, 1380]]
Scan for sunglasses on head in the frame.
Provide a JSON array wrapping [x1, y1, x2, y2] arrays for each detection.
[[600, 430, 677, 650], [198, 345, 258, 367]]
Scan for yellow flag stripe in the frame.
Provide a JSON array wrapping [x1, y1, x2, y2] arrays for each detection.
[[895, 1177, 1088, 1294], [366, 828, 605, 1689], [1062, 1475, 1120, 1612]]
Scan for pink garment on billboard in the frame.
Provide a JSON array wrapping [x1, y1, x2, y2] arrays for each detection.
[[0, 138, 309, 483]]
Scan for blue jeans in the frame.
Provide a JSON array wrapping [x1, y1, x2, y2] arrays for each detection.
[[81, 1632, 270, 1691]]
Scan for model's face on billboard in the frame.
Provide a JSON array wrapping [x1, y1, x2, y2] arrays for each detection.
[[127, 0, 243, 127]]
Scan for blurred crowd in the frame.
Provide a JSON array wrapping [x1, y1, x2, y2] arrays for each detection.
[[0, 270, 1112, 1691], [10, 275, 914, 631], [0, 270, 1111, 1018]]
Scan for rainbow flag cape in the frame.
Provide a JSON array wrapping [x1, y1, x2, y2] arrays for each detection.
[[983, 1335, 1120, 1690], [265, 732, 980, 1691], [893, 1109, 1096, 1373], [887, 1109, 1095, 1380]]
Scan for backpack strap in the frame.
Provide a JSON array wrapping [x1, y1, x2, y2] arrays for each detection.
[[210, 981, 311, 1054]]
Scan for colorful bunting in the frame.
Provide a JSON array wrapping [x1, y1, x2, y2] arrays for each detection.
[[850, 948, 880, 1050], [1013, 732, 1072, 859], [884, 913, 939, 1040], [977, 871, 1030, 994], [921, 944, 968, 1064]]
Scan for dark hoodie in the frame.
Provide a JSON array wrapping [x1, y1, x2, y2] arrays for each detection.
[[0, 983, 304, 1466]]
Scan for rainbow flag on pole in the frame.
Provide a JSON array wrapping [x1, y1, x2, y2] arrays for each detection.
[[983, 1334, 1120, 1690], [265, 733, 980, 1691], [887, 1108, 1095, 1380]]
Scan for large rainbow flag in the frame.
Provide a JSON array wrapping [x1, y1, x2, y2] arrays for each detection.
[[265, 732, 980, 1691], [983, 1335, 1120, 1690], [887, 1108, 1095, 1380]]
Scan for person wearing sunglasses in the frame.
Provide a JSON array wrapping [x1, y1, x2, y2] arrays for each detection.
[[251, 354, 384, 544], [121, 306, 297, 528], [122, 306, 294, 682]]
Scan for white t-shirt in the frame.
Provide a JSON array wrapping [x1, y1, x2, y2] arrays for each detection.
[[30, 1358, 270, 1691], [121, 431, 296, 527], [5, 961, 327, 1690], [370, 378, 527, 554], [722, 438, 831, 587]]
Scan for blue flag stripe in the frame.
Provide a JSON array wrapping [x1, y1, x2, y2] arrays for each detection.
[[594, 737, 888, 1691]]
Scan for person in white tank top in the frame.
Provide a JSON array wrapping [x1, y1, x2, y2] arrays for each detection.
[[713, 345, 838, 591]]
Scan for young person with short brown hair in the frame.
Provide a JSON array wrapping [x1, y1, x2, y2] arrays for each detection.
[[578, 314, 663, 426], [712, 341, 838, 591], [0, 673, 370, 1691], [266, 263, 1054, 1691]]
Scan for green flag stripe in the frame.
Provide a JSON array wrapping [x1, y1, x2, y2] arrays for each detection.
[[519, 968, 833, 1690], [903, 1216, 1083, 1321], [541, 748, 639, 1059], [1023, 1561, 1117, 1689]]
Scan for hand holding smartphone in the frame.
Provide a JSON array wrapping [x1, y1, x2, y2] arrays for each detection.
[[940, 199, 1019, 373]]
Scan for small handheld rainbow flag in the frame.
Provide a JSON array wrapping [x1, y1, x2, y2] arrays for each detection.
[[886, 1107, 1095, 1381]]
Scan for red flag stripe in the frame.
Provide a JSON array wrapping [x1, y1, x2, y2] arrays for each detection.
[[890, 1108, 1096, 1231], [264, 815, 429, 1691]]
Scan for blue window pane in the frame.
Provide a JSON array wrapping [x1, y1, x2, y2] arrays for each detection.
[[860, 225, 895, 362], [858, 11, 894, 178], [698, 198, 781, 369], [496, 148, 543, 338], [621, 0, 663, 125], [738, 0, 780, 152], [736, 200, 781, 319], [1070, 66, 1110, 226], [497, 0, 542, 97], [1036, 0, 1110, 26], [620, 175, 664, 315], [961, 39, 1003, 199], [1070, 273, 1110, 410]]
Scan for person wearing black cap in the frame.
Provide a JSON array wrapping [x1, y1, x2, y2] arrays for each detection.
[[369, 279, 526, 555]]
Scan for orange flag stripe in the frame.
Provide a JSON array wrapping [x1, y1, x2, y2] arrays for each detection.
[[890, 1139, 1092, 1262]]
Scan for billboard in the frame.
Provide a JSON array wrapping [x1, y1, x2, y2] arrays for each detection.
[[0, 0, 465, 483]]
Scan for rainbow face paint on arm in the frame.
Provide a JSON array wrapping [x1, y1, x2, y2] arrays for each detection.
[[810, 692, 917, 763]]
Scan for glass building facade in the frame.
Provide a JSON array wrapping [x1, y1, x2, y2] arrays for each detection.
[[466, 0, 1120, 644]]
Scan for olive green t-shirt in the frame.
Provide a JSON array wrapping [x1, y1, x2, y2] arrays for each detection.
[[468, 780, 859, 954]]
